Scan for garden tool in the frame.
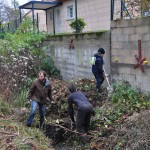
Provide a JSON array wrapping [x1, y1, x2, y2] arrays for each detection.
[[103, 68, 113, 97]]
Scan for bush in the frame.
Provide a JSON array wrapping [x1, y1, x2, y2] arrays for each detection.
[[41, 56, 61, 78], [111, 81, 150, 113], [0, 17, 62, 106], [69, 18, 86, 33]]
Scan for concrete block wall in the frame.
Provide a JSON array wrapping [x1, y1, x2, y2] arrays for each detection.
[[42, 32, 110, 82], [111, 17, 150, 92]]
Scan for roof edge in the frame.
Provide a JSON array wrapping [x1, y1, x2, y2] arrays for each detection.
[[19, 1, 62, 9]]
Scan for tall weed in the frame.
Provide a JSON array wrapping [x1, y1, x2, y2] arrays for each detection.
[[0, 98, 11, 115], [14, 88, 28, 107]]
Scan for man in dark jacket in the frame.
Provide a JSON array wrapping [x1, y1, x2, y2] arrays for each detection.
[[92, 48, 105, 93], [26, 70, 52, 127], [68, 84, 95, 134]]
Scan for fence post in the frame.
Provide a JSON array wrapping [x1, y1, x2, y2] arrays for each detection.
[[121, 0, 124, 19], [121, 0, 132, 19], [8, 23, 10, 31], [19, 9, 22, 23]]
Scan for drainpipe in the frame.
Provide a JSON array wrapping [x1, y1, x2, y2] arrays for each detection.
[[75, 0, 78, 33], [121, 0, 124, 19], [111, 0, 114, 20], [46, 10, 48, 32], [37, 13, 39, 32], [141, 0, 142, 17]]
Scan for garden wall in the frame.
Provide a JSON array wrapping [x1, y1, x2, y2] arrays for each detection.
[[111, 17, 150, 92], [42, 32, 110, 82]]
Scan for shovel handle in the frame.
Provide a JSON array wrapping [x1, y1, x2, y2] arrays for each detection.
[[103, 68, 111, 87]]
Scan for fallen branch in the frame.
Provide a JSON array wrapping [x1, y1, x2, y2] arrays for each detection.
[[0, 131, 18, 136], [0, 134, 17, 139], [22, 137, 35, 142], [49, 122, 95, 138]]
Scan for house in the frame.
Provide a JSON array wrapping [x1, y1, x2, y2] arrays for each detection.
[[19, 0, 110, 34], [23, 9, 47, 32], [46, 0, 110, 33]]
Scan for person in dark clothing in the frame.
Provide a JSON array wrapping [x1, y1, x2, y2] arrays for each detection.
[[68, 84, 95, 134], [26, 70, 52, 128], [91, 48, 105, 93]]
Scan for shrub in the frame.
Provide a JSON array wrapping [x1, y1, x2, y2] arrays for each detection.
[[111, 81, 150, 113], [41, 56, 61, 78], [69, 18, 86, 33], [0, 18, 60, 101]]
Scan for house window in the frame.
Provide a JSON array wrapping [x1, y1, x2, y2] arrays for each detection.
[[67, 5, 74, 20]]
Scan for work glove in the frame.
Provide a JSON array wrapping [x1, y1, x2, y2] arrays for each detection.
[[25, 98, 30, 107], [71, 121, 76, 130]]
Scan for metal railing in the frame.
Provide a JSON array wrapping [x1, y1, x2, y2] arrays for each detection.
[[0, 19, 20, 39], [0, 17, 39, 39], [111, 0, 150, 20]]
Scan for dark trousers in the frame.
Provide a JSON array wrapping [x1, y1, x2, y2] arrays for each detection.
[[76, 105, 93, 134], [26, 100, 46, 127], [93, 72, 104, 91]]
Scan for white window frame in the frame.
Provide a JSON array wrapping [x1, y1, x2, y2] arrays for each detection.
[[67, 5, 74, 20]]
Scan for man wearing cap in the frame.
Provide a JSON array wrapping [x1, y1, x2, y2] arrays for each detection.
[[91, 48, 105, 93]]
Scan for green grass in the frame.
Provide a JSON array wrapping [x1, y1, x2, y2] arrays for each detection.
[[14, 88, 28, 107], [0, 120, 50, 150]]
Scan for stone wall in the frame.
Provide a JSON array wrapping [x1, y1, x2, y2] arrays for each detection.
[[111, 17, 150, 92], [42, 31, 110, 82]]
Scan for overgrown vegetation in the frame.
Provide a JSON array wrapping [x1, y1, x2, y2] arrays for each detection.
[[0, 119, 50, 150], [41, 56, 61, 78], [92, 81, 150, 130], [90, 81, 150, 149], [0, 17, 61, 102], [111, 81, 150, 111], [0, 77, 150, 149], [0, 18, 61, 149]]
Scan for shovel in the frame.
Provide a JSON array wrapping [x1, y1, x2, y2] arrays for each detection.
[[103, 68, 113, 97]]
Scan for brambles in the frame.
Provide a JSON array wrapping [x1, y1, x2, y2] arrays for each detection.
[[0, 18, 61, 101]]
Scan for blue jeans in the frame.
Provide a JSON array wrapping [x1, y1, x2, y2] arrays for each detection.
[[26, 100, 46, 127]]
